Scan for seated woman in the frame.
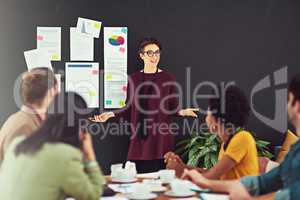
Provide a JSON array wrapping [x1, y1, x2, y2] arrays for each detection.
[[164, 86, 259, 180], [0, 92, 104, 200]]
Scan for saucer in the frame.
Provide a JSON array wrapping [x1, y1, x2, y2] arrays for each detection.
[[111, 177, 138, 183], [160, 179, 173, 185], [150, 186, 167, 193], [164, 190, 196, 197], [126, 193, 157, 200]]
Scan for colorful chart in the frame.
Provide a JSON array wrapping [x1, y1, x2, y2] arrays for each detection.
[[109, 35, 125, 46]]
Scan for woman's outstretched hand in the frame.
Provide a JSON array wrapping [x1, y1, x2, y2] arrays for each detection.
[[178, 108, 199, 117], [89, 112, 115, 123]]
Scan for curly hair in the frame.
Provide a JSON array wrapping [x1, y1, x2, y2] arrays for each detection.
[[208, 85, 250, 128]]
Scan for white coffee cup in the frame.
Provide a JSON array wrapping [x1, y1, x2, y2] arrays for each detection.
[[143, 179, 162, 188], [125, 161, 137, 177], [158, 169, 175, 183], [170, 179, 191, 195], [116, 168, 133, 180], [110, 163, 123, 179]]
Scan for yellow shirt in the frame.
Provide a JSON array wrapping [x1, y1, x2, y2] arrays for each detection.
[[218, 130, 259, 180]]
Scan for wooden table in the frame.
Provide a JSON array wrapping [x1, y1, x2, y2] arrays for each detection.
[[105, 176, 199, 200]]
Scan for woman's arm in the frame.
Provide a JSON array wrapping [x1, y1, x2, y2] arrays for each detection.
[[181, 169, 244, 194], [61, 157, 104, 200], [61, 133, 104, 200], [164, 152, 207, 177], [202, 155, 237, 179]]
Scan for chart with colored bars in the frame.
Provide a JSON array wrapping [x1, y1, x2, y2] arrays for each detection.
[[104, 27, 128, 108]]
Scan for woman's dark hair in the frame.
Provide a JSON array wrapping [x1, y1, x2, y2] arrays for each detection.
[[208, 85, 250, 128], [15, 92, 88, 156], [289, 73, 300, 105], [138, 37, 162, 53]]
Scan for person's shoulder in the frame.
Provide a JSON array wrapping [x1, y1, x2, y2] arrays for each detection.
[[232, 130, 255, 144], [0, 111, 26, 134], [1, 111, 23, 126]]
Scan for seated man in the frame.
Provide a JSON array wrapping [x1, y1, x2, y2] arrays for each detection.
[[0, 67, 58, 165], [165, 86, 259, 180], [182, 74, 300, 200]]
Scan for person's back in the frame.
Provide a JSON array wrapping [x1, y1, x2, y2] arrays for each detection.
[[0, 67, 58, 165], [0, 108, 41, 163], [218, 130, 259, 180], [0, 137, 104, 200]]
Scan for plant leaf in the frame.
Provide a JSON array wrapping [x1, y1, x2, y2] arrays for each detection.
[[176, 139, 191, 147]]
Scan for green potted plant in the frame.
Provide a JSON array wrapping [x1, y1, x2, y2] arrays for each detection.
[[175, 131, 273, 169]]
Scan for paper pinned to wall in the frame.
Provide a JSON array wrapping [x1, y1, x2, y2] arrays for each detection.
[[24, 49, 52, 71], [37, 27, 61, 61], [76, 17, 102, 38], [70, 27, 94, 61], [104, 27, 128, 108], [65, 62, 99, 108]]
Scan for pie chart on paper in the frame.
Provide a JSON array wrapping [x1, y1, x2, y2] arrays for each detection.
[[109, 35, 125, 46]]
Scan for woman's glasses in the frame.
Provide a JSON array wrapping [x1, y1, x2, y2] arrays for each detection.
[[142, 50, 161, 57]]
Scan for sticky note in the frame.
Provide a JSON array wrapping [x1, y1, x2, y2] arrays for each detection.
[[94, 22, 101, 29], [37, 35, 44, 41], [119, 47, 125, 53], [89, 91, 96, 97], [121, 27, 128, 34], [106, 74, 112, 80], [119, 100, 125, 107], [106, 100, 112, 105], [92, 70, 98, 75], [51, 54, 59, 60]]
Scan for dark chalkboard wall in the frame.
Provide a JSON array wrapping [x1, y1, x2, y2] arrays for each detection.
[[1, 0, 300, 174]]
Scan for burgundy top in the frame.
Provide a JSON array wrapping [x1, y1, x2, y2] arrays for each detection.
[[114, 70, 181, 160]]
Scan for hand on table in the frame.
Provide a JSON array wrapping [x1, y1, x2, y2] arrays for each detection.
[[181, 169, 210, 189]]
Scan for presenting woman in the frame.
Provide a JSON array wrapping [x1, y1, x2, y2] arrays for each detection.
[[92, 37, 198, 173]]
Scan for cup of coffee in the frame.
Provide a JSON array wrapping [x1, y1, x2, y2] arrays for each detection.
[[143, 179, 162, 188], [125, 161, 137, 177], [110, 163, 123, 179], [170, 179, 191, 195], [116, 168, 133, 181], [158, 169, 175, 183]]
